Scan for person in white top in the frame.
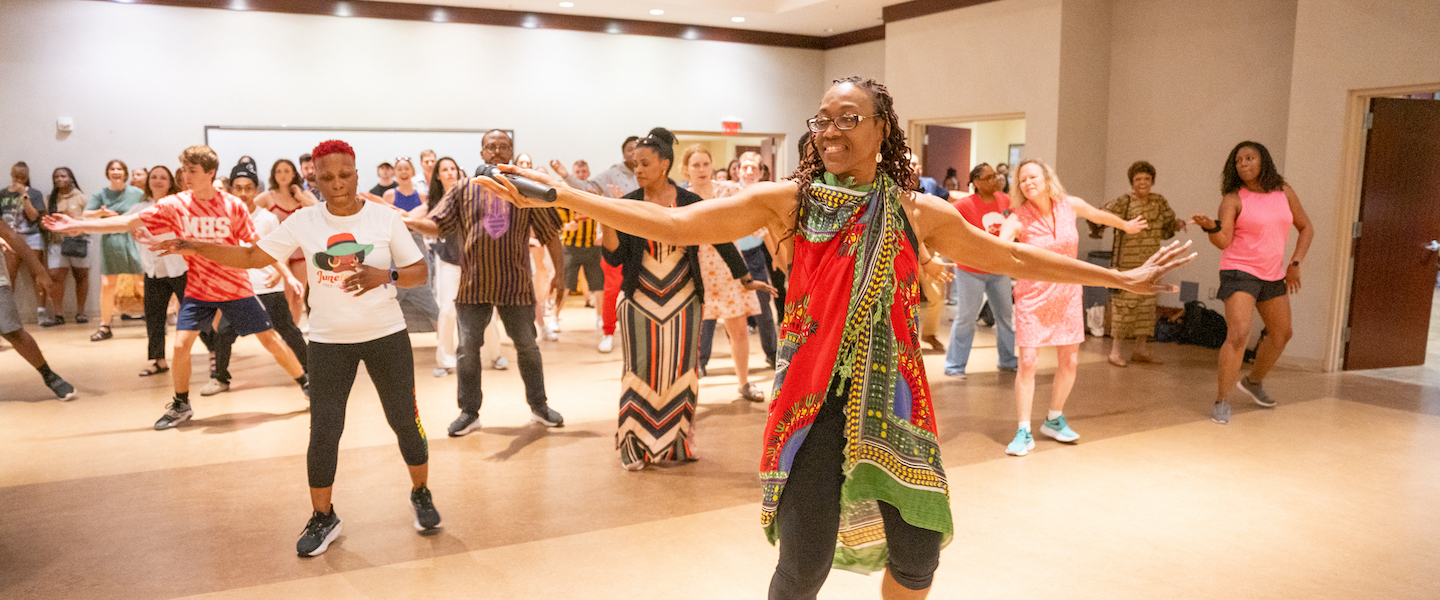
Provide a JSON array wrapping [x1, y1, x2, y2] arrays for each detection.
[[153, 140, 439, 558], [197, 164, 310, 396]]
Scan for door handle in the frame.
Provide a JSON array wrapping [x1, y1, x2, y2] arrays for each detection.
[[1428, 240, 1440, 252]]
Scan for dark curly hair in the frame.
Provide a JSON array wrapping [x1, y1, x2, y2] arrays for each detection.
[[1221, 141, 1284, 195], [268, 158, 301, 192], [788, 76, 914, 237]]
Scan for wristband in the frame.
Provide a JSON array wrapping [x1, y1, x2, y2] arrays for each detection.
[[1202, 223, 1222, 234]]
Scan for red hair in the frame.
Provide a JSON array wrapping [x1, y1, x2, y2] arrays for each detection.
[[311, 139, 356, 162]]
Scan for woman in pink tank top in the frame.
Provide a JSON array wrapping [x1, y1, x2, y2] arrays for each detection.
[[1192, 141, 1313, 425], [1002, 159, 1147, 457]]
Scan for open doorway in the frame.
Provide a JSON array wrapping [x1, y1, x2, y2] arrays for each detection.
[[1341, 91, 1440, 383], [911, 116, 1026, 194], [669, 131, 787, 185]]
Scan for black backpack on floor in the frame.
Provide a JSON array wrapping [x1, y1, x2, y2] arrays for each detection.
[[1180, 300, 1227, 349]]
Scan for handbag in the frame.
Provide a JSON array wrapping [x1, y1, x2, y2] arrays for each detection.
[[60, 235, 88, 258]]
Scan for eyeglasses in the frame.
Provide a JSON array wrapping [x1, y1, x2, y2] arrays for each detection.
[[483, 143, 514, 152], [807, 113, 880, 133]]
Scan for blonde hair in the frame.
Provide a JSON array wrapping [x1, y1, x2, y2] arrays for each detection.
[[679, 144, 711, 182], [1010, 158, 1067, 210], [179, 145, 220, 173]]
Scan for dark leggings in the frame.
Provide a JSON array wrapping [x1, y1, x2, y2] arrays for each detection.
[[306, 330, 427, 488], [143, 274, 188, 361], [208, 292, 307, 383], [769, 388, 943, 598]]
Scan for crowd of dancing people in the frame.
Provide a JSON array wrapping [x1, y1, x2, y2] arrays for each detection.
[[0, 76, 1314, 598]]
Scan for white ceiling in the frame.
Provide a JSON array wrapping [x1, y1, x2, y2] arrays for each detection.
[[362, 0, 891, 37]]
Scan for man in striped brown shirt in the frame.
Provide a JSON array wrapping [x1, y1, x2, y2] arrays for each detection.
[[411, 129, 566, 437]]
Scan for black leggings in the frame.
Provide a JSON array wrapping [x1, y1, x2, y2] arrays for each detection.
[[306, 330, 427, 488], [144, 275, 187, 361], [769, 387, 943, 598]]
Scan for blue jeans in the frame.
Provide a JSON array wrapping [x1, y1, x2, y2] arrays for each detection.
[[944, 270, 1016, 374]]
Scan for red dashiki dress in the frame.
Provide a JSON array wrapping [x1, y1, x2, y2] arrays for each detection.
[[760, 172, 952, 573]]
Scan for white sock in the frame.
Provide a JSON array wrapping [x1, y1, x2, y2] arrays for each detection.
[[1048, 410, 1062, 420], [1018, 421, 1031, 431]]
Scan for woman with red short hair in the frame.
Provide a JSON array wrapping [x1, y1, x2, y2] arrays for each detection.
[[155, 140, 439, 557]]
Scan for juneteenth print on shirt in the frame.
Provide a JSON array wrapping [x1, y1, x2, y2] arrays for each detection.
[[257, 202, 423, 345]]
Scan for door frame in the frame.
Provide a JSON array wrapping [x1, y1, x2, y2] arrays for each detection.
[[1324, 83, 1440, 371], [670, 130, 788, 180], [906, 112, 1026, 173]]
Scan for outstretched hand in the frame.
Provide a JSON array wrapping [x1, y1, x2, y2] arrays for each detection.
[[743, 279, 779, 296], [42, 213, 83, 235], [472, 164, 564, 209], [1191, 214, 1218, 231], [549, 159, 570, 179], [151, 238, 200, 257], [1120, 217, 1148, 234], [1116, 239, 1196, 295]]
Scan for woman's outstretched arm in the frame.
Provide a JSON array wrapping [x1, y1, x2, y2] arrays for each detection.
[[475, 164, 793, 247], [911, 192, 1195, 295]]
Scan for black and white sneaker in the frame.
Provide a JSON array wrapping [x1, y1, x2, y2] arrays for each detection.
[[410, 486, 442, 532], [45, 374, 77, 401], [296, 508, 342, 557], [154, 399, 193, 430], [447, 411, 481, 437], [530, 407, 564, 427]]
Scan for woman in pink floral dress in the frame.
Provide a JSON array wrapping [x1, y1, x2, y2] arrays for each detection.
[[1003, 159, 1146, 456]]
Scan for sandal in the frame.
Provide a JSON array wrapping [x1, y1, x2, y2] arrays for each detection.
[[74, 314, 89, 324], [90, 325, 112, 342], [1107, 355, 1128, 367], [139, 361, 170, 377], [1130, 353, 1163, 365]]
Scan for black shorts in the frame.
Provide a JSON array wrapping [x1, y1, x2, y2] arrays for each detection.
[[1218, 270, 1287, 303], [564, 245, 604, 291]]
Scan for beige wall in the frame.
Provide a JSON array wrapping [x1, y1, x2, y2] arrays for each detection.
[[1282, 0, 1440, 370], [887, 0, 1063, 164], [1054, 0, 1113, 207], [942, 118, 1026, 178], [1095, 0, 1298, 308], [824, 40, 886, 84]]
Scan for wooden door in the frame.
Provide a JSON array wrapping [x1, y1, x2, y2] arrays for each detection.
[[1344, 97, 1440, 370], [922, 125, 971, 186]]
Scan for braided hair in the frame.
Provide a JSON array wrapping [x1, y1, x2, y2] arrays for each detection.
[[788, 77, 914, 238]]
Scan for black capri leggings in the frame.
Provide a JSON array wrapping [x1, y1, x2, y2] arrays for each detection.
[[307, 330, 428, 489], [144, 274, 188, 361], [769, 384, 943, 599]]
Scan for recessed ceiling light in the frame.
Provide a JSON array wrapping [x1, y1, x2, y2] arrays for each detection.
[[650, 9, 663, 15], [731, 16, 745, 22], [558, 2, 573, 6], [606, 22, 622, 34]]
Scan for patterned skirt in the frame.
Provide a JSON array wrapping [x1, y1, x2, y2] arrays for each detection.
[[617, 248, 702, 469]]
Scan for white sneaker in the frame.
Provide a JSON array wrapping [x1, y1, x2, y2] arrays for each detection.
[[199, 379, 230, 396], [543, 329, 559, 342], [492, 356, 509, 370], [598, 335, 614, 353], [432, 367, 451, 378]]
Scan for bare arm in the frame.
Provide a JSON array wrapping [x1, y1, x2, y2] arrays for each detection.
[[545, 234, 565, 294], [1283, 184, 1314, 294], [910, 193, 1194, 294], [43, 211, 145, 234], [405, 216, 439, 237], [475, 164, 793, 247], [1192, 193, 1240, 250], [151, 239, 280, 270], [1070, 196, 1144, 233], [0, 220, 50, 289]]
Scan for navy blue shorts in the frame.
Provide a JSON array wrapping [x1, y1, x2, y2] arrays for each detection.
[[177, 296, 273, 337]]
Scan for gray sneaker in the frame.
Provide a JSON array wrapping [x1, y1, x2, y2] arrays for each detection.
[[530, 407, 564, 427], [447, 411, 481, 437], [1236, 377, 1275, 408], [1211, 400, 1232, 425]]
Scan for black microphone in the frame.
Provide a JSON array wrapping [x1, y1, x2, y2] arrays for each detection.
[[475, 164, 557, 203]]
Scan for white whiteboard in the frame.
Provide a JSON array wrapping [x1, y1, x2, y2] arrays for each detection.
[[204, 127, 513, 192]]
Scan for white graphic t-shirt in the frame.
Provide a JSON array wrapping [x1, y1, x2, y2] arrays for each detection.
[[248, 207, 285, 295], [257, 202, 424, 344]]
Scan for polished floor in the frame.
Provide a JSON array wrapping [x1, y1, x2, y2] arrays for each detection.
[[2, 301, 1438, 599]]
